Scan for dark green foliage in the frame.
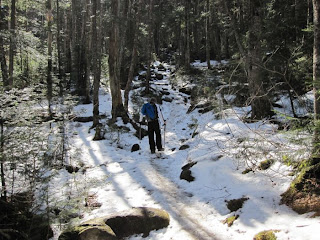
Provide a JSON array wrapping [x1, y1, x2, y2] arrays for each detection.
[[0, 193, 53, 240]]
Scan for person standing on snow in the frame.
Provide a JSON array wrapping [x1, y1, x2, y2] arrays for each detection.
[[140, 97, 166, 154]]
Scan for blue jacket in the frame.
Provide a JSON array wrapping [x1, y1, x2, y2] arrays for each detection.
[[141, 103, 158, 121]]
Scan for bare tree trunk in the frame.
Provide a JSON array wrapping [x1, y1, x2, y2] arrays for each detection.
[[124, 0, 141, 112], [0, 0, 8, 86], [0, 118, 6, 201], [313, 0, 320, 155], [247, 0, 271, 119], [146, 0, 154, 94], [193, 0, 200, 59], [184, 0, 190, 69], [8, 0, 16, 88], [46, 0, 53, 117], [109, 0, 125, 120], [56, 0, 65, 97], [83, 0, 91, 103], [92, 0, 101, 128], [206, 0, 211, 69], [71, 0, 81, 93]]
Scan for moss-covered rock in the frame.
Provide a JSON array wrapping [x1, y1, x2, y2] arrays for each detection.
[[222, 215, 239, 227], [258, 159, 275, 170], [105, 207, 170, 238], [281, 161, 320, 214], [58, 207, 170, 240], [254, 230, 278, 240]]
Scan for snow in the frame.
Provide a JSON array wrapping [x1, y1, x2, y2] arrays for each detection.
[[49, 62, 319, 240]]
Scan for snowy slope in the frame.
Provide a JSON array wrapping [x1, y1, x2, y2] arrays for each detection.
[[50, 61, 319, 240]]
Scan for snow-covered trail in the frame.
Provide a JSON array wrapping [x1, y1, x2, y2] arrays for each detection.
[[58, 63, 320, 240]]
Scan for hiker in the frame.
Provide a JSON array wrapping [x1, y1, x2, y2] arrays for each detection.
[[140, 97, 166, 154]]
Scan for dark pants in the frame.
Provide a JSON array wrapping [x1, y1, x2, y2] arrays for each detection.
[[148, 120, 162, 152]]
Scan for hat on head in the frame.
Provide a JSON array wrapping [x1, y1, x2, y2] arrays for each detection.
[[150, 97, 156, 104]]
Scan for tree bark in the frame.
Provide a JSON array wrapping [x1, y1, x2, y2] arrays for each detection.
[[109, 0, 125, 120], [0, 118, 6, 201], [247, 0, 271, 120], [313, 0, 320, 155], [56, 0, 66, 97], [92, 0, 101, 128], [82, 0, 91, 103], [46, 0, 53, 117], [206, 0, 211, 69], [184, 0, 190, 69], [146, 0, 154, 94], [71, 0, 82, 94], [8, 0, 16, 88], [0, 0, 8, 86], [124, 0, 141, 112]]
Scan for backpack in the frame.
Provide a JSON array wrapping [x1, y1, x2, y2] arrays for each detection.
[[142, 103, 157, 120]]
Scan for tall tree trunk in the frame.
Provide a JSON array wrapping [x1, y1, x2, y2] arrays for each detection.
[[224, 0, 271, 120], [56, 0, 66, 97], [184, 0, 190, 69], [205, 0, 211, 69], [313, 0, 320, 155], [46, 0, 53, 117], [193, 0, 200, 59], [82, 0, 91, 103], [247, 0, 271, 120], [0, 0, 8, 86], [0, 118, 6, 201], [71, 0, 81, 94], [109, 0, 125, 120], [124, 0, 141, 112], [8, 0, 16, 88], [92, 0, 101, 128], [146, 0, 154, 94]]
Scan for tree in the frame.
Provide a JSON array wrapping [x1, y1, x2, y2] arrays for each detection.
[[70, 0, 82, 95], [8, 0, 16, 88], [313, 0, 320, 155], [247, 0, 272, 119], [223, 0, 272, 120], [92, 0, 102, 128], [184, 0, 191, 69], [205, 0, 211, 69], [0, 0, 8, 86], [145, 0, 154, 94], [0, 117, 6, 201], [46, 0, 53, 117], [109, 0, 126, 120], [124, 0, 142, 112]]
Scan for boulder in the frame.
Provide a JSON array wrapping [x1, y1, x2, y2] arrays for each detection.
[[179, 144, 190, 150], [59, 207, 170, 240], [65, 165, 80, 174], [155, 73, 164, 80], [105, 207, 170, 238], [180, 161, 197, 182], [131, 144, 140, 152]]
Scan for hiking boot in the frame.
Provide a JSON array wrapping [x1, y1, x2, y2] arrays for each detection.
[[151, 149, 156, 154], [158, 148, 164, 151]]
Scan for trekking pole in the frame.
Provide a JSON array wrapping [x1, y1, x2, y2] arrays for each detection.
[[158, 106, 166, 149], [163, 122, 166, 149]]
